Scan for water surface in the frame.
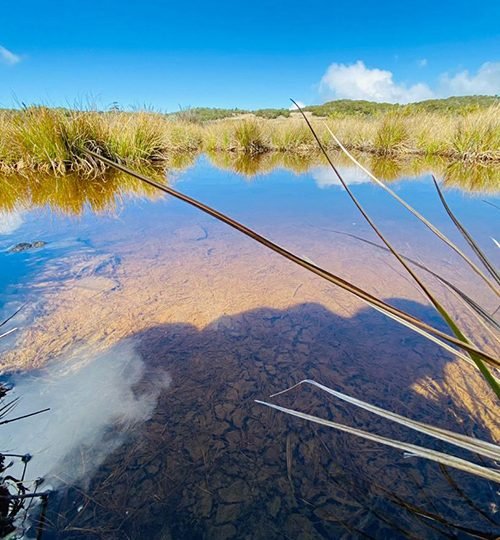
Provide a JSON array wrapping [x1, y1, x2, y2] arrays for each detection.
[[0, 155, 499, 539]]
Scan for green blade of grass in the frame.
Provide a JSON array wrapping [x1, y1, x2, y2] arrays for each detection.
[[255, 399, 500, 483], [432, 176, 500, 286]]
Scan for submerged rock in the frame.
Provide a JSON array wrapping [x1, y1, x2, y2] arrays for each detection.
[[218, 480, 250, 503], [8, 241, 46, 253]]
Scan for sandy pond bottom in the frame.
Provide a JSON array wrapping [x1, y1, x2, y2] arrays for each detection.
[[0, 156, 499, 539]]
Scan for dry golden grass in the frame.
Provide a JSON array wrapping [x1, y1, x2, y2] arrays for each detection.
[[0, 105, 498, 174]]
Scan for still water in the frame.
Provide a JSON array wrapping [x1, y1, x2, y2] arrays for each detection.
[[0, 154, 499, 539]]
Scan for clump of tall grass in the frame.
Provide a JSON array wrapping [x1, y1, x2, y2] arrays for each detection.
[[232, 120, 269, 153], [162, 119, 204, 153], [203, 119, 271, 153], [372, 114, 410, 155], [323, 115, 377, 151], [0, 108, 205, 175], [9, 107, 71, 173], [268, 120, 315, 152], [451, 107, 500, 161]]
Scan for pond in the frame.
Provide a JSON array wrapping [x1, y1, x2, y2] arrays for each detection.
[[0, 154, 499, 539]]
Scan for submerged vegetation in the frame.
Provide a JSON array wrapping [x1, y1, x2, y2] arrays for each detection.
[[0, 96, 498, 175]]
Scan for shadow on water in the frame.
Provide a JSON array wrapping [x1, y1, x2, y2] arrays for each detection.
[[43, 300, 498, 540]]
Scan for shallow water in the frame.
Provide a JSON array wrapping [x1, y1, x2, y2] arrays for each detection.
[[0, 155, 499, 539]]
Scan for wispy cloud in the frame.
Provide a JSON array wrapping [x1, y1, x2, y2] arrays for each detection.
[[0, 45, 21, 65], [319, 60, 500, 104], [439, 62, 500, 96], [418, 58, 428, 68]]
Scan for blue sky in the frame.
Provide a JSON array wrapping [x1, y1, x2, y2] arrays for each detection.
[[1, 0, 499, 110]]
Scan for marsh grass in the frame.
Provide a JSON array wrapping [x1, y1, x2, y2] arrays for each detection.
[[451, 109, 500, 161], [0, 105, 498, 174], [0, 107, 204, 174], [373, 114, 410, 155], [232, 120, 269, 153]]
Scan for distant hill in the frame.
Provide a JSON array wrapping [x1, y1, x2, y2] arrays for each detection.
[[170, 106, 292, 121], [168, 95, 498, 121], [305, 95, 499, 117]]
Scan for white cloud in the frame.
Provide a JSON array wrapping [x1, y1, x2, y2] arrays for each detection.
[[0, 45, 21, 65], [319, 60, 500, 104], [2, 340, 171, 488], [289, 100, 306, 110], [0, 211, 24, 235], [319, 60, 433, 104], [439, 62, 500, 96], [311, 165, 369, 188]]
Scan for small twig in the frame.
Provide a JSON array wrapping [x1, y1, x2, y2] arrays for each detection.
[[0, 408, 50, 426]]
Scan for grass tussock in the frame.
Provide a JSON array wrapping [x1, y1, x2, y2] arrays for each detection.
[[0, 104, 499, 174], [373, 114, 410, 155]]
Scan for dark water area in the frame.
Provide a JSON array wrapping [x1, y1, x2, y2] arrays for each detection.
[[0, 155, 499, 538]]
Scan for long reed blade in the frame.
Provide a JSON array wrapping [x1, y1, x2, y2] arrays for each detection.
[[255, 400, 500, 483], [323, 124, 499, 297], [81, 149, 500, 374], [291, 101, 499, 397], [269, 380, 500, 460], [332, 229, 499, 335], [432, 176, 500, 286]]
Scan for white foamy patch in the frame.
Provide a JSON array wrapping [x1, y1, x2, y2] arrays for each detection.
[[0, 211, 24, 235], [2, 340, 170, 488], [311, 165, 370, 188]]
